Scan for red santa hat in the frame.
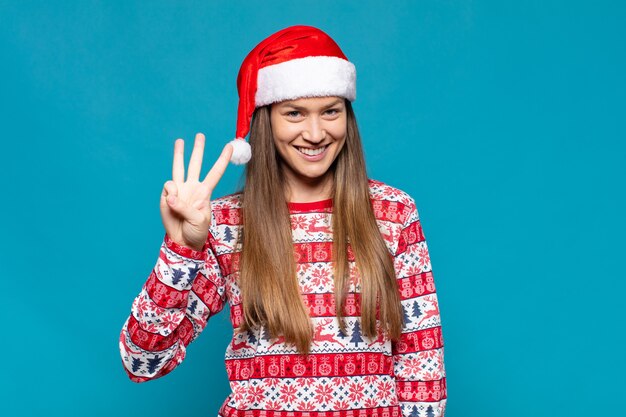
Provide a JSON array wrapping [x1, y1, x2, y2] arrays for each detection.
[[228, 25, 357, 164]]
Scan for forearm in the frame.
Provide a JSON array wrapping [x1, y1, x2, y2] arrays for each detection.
[[392, 199, 448, 416], [119, 234, 209, 382]]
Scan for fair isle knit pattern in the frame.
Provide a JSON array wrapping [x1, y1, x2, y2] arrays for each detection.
[[119, 179, 447, 417]]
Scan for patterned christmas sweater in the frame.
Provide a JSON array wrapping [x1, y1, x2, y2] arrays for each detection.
[[119, 178, 447, 417]]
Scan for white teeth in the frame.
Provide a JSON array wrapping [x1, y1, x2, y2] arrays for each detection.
[[296, 145, 327, 156]]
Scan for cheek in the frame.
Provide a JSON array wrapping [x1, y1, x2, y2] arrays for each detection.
[[326, 118, 347, 140], [270, 113, 289, 144], [272, 124, 300, 145]]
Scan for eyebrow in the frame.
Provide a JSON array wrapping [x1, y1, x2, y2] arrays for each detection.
[[280, 98, 343, 110]]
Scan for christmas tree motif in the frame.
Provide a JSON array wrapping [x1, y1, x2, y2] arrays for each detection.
[[350, 320, 364, 346], [247, 331, 258, 345], [171, 268, 186, 286], [188, 299, 198, 315], [223, 226, 235, 243], [411, 300, 422, 320], [402, 303, 411, 326], [131, 357, 144, 373], [425, 405, 435, 417], [146, 355, 163, 374], [337, 321, 348, 339], [409, 405, 419, 417], [261, 326, 272, 342], [187, 263, 201, 282]]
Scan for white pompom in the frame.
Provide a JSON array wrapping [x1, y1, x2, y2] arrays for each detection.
[[228, 138, 251, 165]]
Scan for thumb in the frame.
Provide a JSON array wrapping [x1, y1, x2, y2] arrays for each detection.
[[161, 180, 178, 207]]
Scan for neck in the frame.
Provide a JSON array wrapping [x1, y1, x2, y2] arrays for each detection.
[[283, 172, 334, 203]]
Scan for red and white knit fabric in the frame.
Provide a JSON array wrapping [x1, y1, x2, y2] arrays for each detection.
[[119, 179, 447, 417]]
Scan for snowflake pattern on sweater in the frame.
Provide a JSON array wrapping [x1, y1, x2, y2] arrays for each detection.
[[119, 179, 447, 417]]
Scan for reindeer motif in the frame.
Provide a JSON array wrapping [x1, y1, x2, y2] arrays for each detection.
[[230, 337, 254, 351], [367, 327, 386, 348], [312, 318, 346, 348], [305, 214, 331, 235], [418, 295, 440, 325], [268, 334, 287, 349]]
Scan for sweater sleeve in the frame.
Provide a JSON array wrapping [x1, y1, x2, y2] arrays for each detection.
[[118, 230, 227, 383], [392, 199, 447, 417]]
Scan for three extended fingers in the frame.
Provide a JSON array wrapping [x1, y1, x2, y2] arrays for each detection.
[[166, 134, 234, 209]]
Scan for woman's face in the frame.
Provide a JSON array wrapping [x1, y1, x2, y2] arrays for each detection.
[[270, 96, 347, 187]]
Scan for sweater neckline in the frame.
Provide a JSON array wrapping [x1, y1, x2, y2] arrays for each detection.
[[287, 198, 333, 212]]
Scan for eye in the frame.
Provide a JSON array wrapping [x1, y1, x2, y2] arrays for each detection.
[[286, 110, 301, 118], [325, 108, 341, 116]]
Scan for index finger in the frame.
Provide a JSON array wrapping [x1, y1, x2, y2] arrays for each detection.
[[172, 138, 185, 184], [202, 143, 234, 191]]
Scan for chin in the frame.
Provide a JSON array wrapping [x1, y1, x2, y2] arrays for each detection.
[[297, 169, 329, 180], [291, 163, 333, 180]]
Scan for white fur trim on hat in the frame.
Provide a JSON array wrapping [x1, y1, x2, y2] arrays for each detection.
[[229, 138, 252, 165], [255, 56, 356, 106]]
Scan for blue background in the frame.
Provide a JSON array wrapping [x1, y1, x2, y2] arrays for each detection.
[[1, 1, 624, 416]]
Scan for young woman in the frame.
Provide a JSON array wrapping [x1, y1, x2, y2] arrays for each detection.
[[119, 25, 447, 417]]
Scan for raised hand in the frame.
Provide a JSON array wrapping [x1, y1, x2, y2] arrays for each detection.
[[160, 133, 233, 251]]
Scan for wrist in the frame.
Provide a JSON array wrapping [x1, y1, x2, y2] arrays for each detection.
[[164, 234, 206, 259]]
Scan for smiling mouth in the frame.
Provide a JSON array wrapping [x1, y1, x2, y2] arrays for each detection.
[[295, 145, 329, 156]]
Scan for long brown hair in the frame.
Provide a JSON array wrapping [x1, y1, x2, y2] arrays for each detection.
[[236, 100, 403, 355]]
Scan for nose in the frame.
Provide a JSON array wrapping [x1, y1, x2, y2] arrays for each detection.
[[301, 116, 327, 144]]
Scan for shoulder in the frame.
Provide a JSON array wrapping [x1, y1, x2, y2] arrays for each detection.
[[367, 178, 417, 225], [210, 191, 243, 211], [367, 178, 415, 206]]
